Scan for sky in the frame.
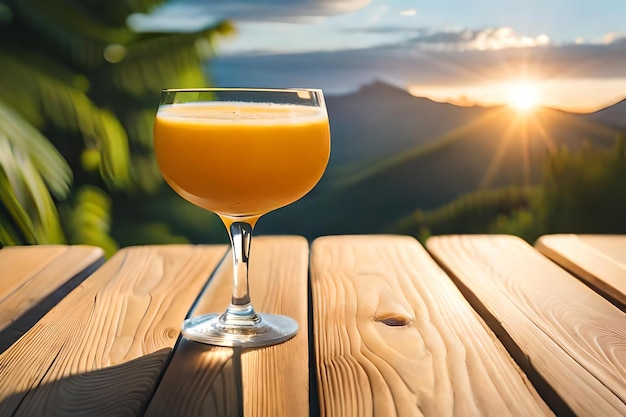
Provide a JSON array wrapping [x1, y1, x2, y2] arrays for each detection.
[[130, 0, 626, 112]]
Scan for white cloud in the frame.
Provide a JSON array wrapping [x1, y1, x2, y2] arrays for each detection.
[[406, 27, 551, 51], [399, 9, 417, 17], [602, 32, 626, 45], [319, 0, 371, 15]]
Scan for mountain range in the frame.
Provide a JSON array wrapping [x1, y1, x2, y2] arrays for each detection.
[[256, 82, 626, 238]]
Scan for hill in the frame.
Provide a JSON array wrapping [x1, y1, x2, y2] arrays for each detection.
[[256, 82, 624, 238], [587, 99, 626, 128], [324, 81, 491, 170]]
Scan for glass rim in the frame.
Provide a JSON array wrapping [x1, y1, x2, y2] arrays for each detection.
[[161, 87, 324, 94]]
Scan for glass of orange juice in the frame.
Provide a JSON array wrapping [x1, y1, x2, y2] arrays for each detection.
[[153, 88, 330, 347]]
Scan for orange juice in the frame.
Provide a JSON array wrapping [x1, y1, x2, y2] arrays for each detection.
[[154, 102, 330, 223]]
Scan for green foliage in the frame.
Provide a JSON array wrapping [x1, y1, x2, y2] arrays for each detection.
[[389, 186, 536, 243], [61, 185, 118, 256], [487, 209, 540, 242], [538, 135, 626, 234], [0, 0, 234, 251], [400, 135, 626, 243], [488, 138, 626, 240], [0, 100, 70, 244]]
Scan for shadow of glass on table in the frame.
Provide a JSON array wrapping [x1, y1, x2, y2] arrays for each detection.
[[0, 349, 171, 415], [0, 343, 243, 416], [145, 339, 242, 417]]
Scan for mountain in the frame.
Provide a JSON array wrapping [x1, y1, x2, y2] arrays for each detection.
[[324, 81, 491, 170], [256, 82, 624, 238], [587, 99, 626, 128]]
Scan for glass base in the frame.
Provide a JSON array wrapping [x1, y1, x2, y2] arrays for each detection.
[[181, 313, 299, 348]]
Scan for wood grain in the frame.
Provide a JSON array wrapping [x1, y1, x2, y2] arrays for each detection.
[[427, 235, 626, 417], [0, 245, 104, 352], [145, 236, 310, 417], [310, 235, 552, 417], [536, 234, 626, 308], [0, 244, 227, 416]]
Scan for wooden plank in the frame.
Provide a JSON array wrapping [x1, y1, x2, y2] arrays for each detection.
[[427, 235, 626, 417], [145, 236, 310, 417], [310, 235, 552, 417], [0, 244, 227, 416], [0, 245, 104, 352], [536, 234, 626, 308]]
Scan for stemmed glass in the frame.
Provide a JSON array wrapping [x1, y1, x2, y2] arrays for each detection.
[[153, 88, 330, 348]]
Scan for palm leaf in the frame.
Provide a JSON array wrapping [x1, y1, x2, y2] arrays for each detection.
[[0, 216, 20, 246], [9, 0, 134, 68], [0, 158, 38, 244], [0, 52, 131, 189], [9, 0, 233, 75], [62, 185, 118, 257], [1, 0, 234, 250], [110, 23, 235, 97], [125, 109, 155, 148], [17, 147, 67, 243], [0, 99, 72, 198], [98, 109, 131, 188], [79, 0, 167, 27], [0, 128, 67, 244]]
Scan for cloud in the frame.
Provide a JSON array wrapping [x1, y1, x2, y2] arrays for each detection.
[[129, 0, 371, 31], [343, 26, 426, 35], [209, 41, 626, 110], [186, 0, 371, 20], [339, 26, 551, 52], [603, 32, 626, 45], [403, 27, 551, 51], [399, 9, 417, 17], [212, 40, 626, 83]]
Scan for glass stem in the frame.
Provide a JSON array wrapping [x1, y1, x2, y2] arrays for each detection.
[[221, 221, 260, 326]]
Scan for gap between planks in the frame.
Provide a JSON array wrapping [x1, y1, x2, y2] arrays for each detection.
[[0, 244, 227, 416], [427, 234, 626, 417], [144, 236, 310, 417], [310, 234, 552, 417], [536, 234, 626, 310], [0, 245, 105, 353]]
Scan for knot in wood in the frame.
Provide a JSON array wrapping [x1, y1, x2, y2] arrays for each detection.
[[374, 314, 411, 327], [166, 327, 179, 339]]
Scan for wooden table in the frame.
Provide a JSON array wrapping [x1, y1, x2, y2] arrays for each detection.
[[0, 234, 624, 416]]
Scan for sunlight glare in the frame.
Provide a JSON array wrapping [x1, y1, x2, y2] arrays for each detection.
[[508, 81, 541, 112]]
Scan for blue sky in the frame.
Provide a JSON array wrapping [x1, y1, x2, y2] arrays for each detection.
[[131, 0, 626, 111]]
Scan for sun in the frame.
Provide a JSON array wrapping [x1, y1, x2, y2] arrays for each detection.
[[507, 81, 541, 112]]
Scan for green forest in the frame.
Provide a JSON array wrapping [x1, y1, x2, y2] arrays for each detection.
[[1, 1, 625, 256], [391, 136, 626, 243]]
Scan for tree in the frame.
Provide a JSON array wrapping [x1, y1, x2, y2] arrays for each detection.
[[539, 136, 626, 234], [489, 135, 626, 239], [0, 0, 233, 254]]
